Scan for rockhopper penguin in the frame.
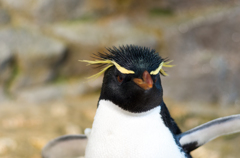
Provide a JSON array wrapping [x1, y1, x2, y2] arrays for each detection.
[[82, 45, 191, 158], [41, 45, 240, 158]]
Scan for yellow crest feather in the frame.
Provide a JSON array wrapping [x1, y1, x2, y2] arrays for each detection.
[[79, 59, 113, 79], [79, 58, 173, 78], [87, 64, 113, 79], [79, 60, 112, 65], [150, 62, 164, 75], [150, 60, 174, 76], [111, 61, 135, 74], [79, 59, 135, 79], [162, 60, 174, 68]]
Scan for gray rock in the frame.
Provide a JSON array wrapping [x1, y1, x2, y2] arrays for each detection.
[[163, 7, 240, 105], [17, 86, 64, 103], [49, 18, 158, 76], [50, 18, 158, 47], [0, 28, 67, 92], [0, 87, 6, 102], [0, 43, 12, 74], [0, 0, 87, 24], [0, 9, 10, 25], [33, 0, 87, 23], [16, 78, 102, 103], [0, 0, 31, 10], [0, 0, 236, 25], [0, 43, 13, 101]]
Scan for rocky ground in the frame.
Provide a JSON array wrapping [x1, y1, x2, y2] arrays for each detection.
[[0, 0, 240, 158]]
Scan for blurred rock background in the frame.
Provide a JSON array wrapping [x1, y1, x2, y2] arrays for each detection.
[[0, 0, 240, 158]]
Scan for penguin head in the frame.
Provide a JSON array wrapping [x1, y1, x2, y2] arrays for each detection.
[[81, 45, 173, 113]]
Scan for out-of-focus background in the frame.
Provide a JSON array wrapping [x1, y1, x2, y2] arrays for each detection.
[[0, 0, 240, 158]]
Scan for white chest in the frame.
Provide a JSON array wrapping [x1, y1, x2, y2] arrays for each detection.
[[85, 100, 185, 158]]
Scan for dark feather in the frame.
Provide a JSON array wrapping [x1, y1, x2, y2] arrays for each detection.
[[93, 45, 165, 75]]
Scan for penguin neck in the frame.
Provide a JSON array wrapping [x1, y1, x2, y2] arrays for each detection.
[[97, 99, 161, 117], [92, 99, 162, 133]]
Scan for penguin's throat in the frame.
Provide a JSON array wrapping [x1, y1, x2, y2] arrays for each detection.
[[97, 99, 161, 117]]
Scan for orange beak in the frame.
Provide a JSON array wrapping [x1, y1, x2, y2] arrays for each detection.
[[133, 70, 153, 90]]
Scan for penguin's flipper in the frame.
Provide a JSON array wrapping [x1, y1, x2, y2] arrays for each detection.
[[178, 114, 240, 153], [42, 135, 87, 158]]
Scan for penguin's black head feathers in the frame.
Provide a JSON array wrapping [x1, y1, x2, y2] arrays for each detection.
[[81, 45, 173, 113], [94, 45, 165, 76]]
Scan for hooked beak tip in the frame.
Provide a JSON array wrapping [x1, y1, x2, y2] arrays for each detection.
[[133, 71, 153, 90]]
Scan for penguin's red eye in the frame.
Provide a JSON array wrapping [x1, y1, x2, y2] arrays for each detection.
[[117, 75, 123, 83]]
